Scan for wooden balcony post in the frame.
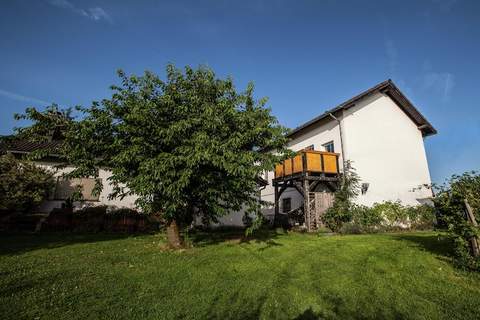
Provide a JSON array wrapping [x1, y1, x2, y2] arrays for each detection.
[[273, 183, 279, 227], [304, 177, 310, 232]]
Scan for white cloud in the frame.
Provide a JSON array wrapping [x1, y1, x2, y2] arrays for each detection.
[[422, 72, 455, 102], [0, 89, 50, 105], [47, 0, 113, 24]]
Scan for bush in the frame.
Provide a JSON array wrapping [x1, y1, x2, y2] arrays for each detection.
[[351, 204, 384, 232], [0, 153, 54, 214], [405, 204, 436, 230], [338, 222, 364, 235], [336, 202, 436, 234], [433, 171, 480, 271], [43, 205, 159, 233], [104, 208, 152, 233], [323, 161, 360, 232], [73, 205, 108, 232], [371, 201, 408, 228]]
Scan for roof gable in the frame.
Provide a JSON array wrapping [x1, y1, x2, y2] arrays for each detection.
[[288, 80, 437, 139]]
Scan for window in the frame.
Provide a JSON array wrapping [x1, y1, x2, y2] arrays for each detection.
[[323, 141, 334, 153], [54, 177, 101, 201], [304, 145, 314, 151], [282, 198, 291, 213]]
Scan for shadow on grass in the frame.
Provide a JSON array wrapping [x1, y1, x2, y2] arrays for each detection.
[[392, 232, 454, 260], [0, 232, 135, 256], [293, 307, 325, 320], [189, 227, 284, 249]]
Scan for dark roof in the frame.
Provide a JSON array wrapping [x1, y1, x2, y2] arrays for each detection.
[[288, 79, 437, 139], [255, 176, 268, 187], [1, 139, 63, 155]]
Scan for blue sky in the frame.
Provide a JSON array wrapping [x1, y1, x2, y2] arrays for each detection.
[[0, 0, 479, 183]]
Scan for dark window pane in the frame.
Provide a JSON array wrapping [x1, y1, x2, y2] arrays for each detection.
[[323, 141, 334, 153], [282, 198, 291, 213]]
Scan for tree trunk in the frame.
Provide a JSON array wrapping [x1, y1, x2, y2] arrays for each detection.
[[166, 219, 183, 249]]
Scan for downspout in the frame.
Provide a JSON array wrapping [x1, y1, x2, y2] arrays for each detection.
[[328, 112, 346, 175]]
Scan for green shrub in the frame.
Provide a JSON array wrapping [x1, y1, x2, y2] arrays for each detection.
[[337, 202, 435, 234], [73, 205, 108, 232], [0, 153, 54, 214], [351, 204, 383, 232], [433, 171, 480, 271], [338, 222, 363, 235], [323, 161, 360, 232], [405, 204, 436, 230], [371, 201, 408, 228]]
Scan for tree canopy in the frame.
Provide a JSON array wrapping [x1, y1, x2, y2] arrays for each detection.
[[16, 65, 290, 245], [0, 153, 54, 214]]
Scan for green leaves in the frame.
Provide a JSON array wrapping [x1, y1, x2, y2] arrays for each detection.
[[15, 64, 289, 225], [434, 171, 480, 270], [0, 153, 55, 213], [323, 161, 360, 232]]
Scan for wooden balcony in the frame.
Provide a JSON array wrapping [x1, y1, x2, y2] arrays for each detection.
[[274, 150, 340, 180]]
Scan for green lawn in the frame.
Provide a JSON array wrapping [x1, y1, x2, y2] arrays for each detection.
[[1, 231, 479, 320]]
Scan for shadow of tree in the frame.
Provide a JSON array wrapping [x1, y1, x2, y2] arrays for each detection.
[[0, 232, 135, 256], [391, 232, 454, 261], [189, 228, 284, 249], [293, 307, 325, 320]]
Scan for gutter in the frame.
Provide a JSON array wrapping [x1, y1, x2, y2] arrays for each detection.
[[328, 112, 346, 175]]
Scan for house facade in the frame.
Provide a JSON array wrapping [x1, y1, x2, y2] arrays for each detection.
[[260, 80, 436, 222], [3, 80, 436, 228]]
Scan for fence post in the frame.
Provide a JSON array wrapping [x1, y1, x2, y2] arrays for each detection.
[[465, 199, 480, 257]]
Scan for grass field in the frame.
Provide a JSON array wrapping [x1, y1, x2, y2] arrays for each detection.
[[1, 231, 479, 320]]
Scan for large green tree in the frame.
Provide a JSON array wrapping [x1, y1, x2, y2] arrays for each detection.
[[16, 65, 289, 247]]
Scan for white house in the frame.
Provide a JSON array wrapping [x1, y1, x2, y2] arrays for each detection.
[[3, 80, 436, 228], [260, 79, 436, 225]]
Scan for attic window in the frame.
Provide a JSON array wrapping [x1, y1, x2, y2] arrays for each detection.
[[323, 141, 334, 153]]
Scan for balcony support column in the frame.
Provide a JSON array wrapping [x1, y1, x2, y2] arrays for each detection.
[[303, 177, 311, 232], [273, 183, 279, 227]]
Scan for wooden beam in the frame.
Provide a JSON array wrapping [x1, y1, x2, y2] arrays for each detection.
[[304, 178, 310, 232], [309, 180, 320, 192], [306, 175, 339, 182], [273, 184, 279, 228], [465, 199, 479, 257], [292, 182, 304, 197], [278, 184, 289, 197], [325, 181, 337, 192]]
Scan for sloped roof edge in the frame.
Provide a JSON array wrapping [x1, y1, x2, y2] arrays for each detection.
[[288, 79, 437, 139]]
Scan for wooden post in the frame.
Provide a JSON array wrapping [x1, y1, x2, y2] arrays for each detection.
[[304, 178, 310, 232], [465, 199, 480, 257], [274, 183, 279, 228]]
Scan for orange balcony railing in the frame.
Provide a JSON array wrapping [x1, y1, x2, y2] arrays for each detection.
[[274, 150, 340, 179]]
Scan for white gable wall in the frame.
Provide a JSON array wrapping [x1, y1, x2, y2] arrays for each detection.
[[260, 91, 433, 216], [341, 92, 433, 205], [260, 118, 343, 217]]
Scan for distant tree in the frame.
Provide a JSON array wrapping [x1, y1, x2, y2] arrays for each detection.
[[0, 153, 54, 214], [16, 65, 289, 247]]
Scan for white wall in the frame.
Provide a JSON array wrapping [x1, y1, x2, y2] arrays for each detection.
[[36, 162, 138, 212], [341, 93, 433, 205], [260, 118, 342, 215], [260, 92, 434, 212]]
